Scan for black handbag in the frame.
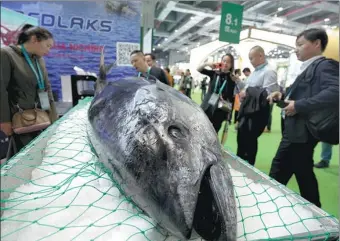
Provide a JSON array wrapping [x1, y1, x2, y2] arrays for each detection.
[[306, 108, 338, 144], [289, 57, 339, 144], [306, 58, 338, 144]]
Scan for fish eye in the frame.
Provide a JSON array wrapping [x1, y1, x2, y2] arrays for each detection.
[[168, 125, 184, 139]]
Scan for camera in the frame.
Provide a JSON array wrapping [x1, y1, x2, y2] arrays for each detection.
[[214, 62, 223, 69]]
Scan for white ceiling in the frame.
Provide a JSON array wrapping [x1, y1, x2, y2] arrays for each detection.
[[151, 1, 339, 53]]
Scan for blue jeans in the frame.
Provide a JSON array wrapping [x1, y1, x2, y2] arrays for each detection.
[[321, 142, 332, 163]]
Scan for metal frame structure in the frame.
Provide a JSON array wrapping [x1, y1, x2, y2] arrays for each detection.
[[150, 0, 339, 54]]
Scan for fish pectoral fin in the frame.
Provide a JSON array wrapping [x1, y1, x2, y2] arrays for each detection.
[[105, 62, 116, 75]]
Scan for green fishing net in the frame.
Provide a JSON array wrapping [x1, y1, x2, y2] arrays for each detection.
[[1, 98, 338, 241]]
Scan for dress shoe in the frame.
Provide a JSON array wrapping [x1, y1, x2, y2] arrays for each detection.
[[314, 160, 329, 168]]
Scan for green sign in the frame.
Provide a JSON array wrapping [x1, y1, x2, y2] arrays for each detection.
[[219, 2, 244, 44]]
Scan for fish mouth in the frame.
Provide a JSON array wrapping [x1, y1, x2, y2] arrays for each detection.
[[192, 163, 237, 241]]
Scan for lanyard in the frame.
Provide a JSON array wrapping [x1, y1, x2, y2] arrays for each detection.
[[213, 75, 227, 95], [285, 89, 293, 100], [255, 62, 268, 71], [21, 45, 45, 90], [138, 67, 151, 79]]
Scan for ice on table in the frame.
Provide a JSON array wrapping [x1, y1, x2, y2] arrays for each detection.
[[1, 103, 325, 241]]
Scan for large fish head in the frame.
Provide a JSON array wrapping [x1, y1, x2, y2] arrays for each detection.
[[125, 80, 236, 241]]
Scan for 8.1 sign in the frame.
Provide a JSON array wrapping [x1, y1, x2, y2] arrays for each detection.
[[219, 2, 244, 44]]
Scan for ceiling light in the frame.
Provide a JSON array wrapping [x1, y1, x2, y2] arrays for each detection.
[[331, 26, 337, 29], [152, 48, 155, 51], [158, 44, 161, 47], [175, 29, 178, 32], [190, 16, 195, 20], [278, 7, 283, 11], [165, 38, 168, 41], [324, 18, 330, 22]]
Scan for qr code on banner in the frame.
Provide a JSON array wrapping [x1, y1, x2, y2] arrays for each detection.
[[116, 42, 140, 66]]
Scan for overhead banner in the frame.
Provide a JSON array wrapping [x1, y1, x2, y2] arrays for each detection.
[[1, 1, 141, 100], [0, 7, 38, 47], [219, 2, 244, 44]]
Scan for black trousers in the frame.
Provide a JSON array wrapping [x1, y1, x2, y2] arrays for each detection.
[[266, 104, 274, 130], [201, 89, 207, 101], [207, 108, 229, 133], [185, 89, 191, 99], [269, 133, 321, 208], [237, 126, 258, 166], [228, 99, 235, 124], [233, 111, 239, 124], [281, 116, 285, 136]]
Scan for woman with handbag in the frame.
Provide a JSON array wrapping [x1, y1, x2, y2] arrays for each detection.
[[0, 24, 58, 155], [197, 54, 236, 134]]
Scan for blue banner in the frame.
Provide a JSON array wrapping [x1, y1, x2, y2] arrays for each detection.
[[1, 1, 141, 100]]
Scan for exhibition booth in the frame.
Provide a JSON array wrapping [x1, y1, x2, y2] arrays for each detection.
[[188, 27, 339, 88]]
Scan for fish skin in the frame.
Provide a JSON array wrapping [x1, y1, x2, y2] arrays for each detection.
[[87, 48, 237, 240]]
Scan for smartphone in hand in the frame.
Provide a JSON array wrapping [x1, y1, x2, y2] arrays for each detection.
[[214, 63, 223, 69], [275, 100, 288, 108]]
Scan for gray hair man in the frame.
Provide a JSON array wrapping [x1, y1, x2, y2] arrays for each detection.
[[236, 46, 279, 166], [240, 46, 279, 97]]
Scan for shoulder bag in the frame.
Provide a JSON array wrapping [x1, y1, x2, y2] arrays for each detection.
[[288, 57, 339, 144], [207, 73, 231, 112], [11, 45, 51, 135]]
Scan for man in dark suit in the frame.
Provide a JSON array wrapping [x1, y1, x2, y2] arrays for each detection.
[[144, 53, 157, 68], [130, 50, 169, 85], [267, 28, 339, 208]]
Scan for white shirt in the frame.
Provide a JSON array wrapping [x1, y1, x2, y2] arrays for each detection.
[[245, 62, 279, 94], [298, 55, 324, 76]]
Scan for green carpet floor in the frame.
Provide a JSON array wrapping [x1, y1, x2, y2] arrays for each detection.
[[188, 88, 339, 218]]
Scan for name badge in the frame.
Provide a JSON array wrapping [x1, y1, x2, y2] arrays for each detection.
[[186, 83, 191, 89], [208, 93, 219, 106], [38, 90, 51, 111]]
